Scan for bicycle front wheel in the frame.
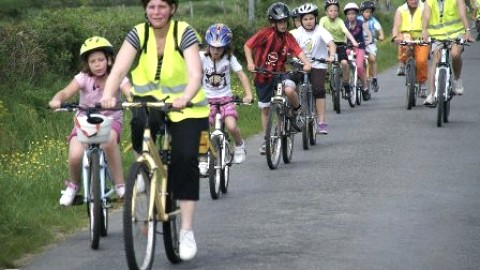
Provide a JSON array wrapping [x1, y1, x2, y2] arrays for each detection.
[[266, 104, 282, 169], [300, 85, 309, 150], [88, 149, 102, 250], [123, 162, 156, 270], [405, 60, 416, 110], [282, 127, 294, 164], [163, 191, 182, 263], [437, 69, 446, 127], [348, 67, 356, 108], [333, 68, 342, 114]]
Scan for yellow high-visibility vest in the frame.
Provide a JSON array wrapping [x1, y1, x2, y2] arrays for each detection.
[[130, 20, 209, 122], [425, 0, 464, 39], [399, 2, 424, 39]]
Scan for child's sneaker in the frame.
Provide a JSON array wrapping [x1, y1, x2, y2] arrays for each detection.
[[115, 184, 125, 198], [233, 140, 246, 164], [59, 182, 79, 206], [316, 122, 329, 135]]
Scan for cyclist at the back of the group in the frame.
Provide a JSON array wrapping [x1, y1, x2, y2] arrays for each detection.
[[48, 36, 132, 207], [101, 0, 210, 262], [344, 2, 372, 99], [421, 0, 474, 106], [244, 2, 312, 155], [197, 23, 253, 175], [292, 3, 336, 134], [392, 0, 429, 98], [358, 0, 385, 92], [319, 0, 361, 99]]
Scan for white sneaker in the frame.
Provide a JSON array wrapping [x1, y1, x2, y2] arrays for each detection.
[[115, 184, 125, 198], [233, 140, 246, 164], [136, 174, 145, 194], [198, 161, 208, 176], [179, 229, 197, 261], [453, 79, 464, 95], [59, 182, 79, 206], [423, 94, 435, 106]]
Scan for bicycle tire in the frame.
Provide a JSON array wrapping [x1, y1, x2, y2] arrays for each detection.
[[348, 66, 356, 108], [163, 191, 182, 264], [265, 104, 282, 169], [101, 163, 111, 237], [282, 118, 294, 164], [437, 69, 446, 127], [356, 85, 362, 106], [309, 109, 317, 146], [123, 162, 156, 270], [333, 67, 342, 114], [301, 85, 309, 150], [405, 60, 416, 110], [89, 149, 102, 250], [208, 138, 221, 200], [220, 138, 231, 194]]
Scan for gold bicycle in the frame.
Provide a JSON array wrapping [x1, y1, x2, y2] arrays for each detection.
[[121, 99, 187, 269]]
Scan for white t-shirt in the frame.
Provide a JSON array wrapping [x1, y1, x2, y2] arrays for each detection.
[[292, 26, 334, 69], [199, 52, 243, 98]]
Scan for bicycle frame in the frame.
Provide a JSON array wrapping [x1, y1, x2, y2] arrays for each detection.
[[135, 116, 174, 223]]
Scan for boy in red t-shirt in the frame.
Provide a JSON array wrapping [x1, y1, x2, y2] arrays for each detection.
[[244, 2, 312, 154]]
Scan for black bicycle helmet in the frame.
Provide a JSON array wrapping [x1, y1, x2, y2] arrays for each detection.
[[360, 0, 376, 12], [291, 7, 300, 18], [324, 0, 340, 10], [267, 2, 290, 21]]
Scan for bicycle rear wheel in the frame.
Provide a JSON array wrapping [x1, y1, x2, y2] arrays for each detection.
[[348, 67, 356, 108], [88, 149, 102, 250], [123, 162, 156, 270], [208, 138, 221, 200], [163, 191, 182, 263], [282, 118, 294, 164], [405, 60, 416, 110], [437, 69, 446, 127], [266, 104, 282, 169]]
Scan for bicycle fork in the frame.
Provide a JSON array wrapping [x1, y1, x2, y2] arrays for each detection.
[[82, 149, 113, 207]]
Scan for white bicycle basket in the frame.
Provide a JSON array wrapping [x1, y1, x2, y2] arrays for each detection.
[[74, 114, 113, 144]]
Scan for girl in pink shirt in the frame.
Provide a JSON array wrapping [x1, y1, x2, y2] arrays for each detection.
[[48, 36, 132, 206]]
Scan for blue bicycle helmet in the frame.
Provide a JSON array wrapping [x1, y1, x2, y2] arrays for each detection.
[[205, 23, 233, 48]]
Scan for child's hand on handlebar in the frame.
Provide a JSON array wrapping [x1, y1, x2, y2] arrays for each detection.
[[247, 63, 256, 73], [242, 94, 253, 104], [49, 99, 61, 109], [303, 61, 312, 72]]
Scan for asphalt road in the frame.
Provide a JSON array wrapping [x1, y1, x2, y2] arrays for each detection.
[[23, 43, 480, 270]]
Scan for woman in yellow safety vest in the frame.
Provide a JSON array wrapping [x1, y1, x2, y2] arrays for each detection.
[[392, 0, 430, 97], [421, 0, 474, 105], [101, 0, 209, 261]]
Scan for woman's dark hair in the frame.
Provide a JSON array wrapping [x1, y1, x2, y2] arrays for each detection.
[[141, 0, 178, 9]]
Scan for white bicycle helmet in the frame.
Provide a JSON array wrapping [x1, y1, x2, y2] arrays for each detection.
[[344, 2, 360, 15], [297, 3, 319, 17]]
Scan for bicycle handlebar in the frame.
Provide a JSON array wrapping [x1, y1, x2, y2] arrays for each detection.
[[208, 95, 254, 107]]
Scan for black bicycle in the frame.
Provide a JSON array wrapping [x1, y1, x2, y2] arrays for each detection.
[[254, 68, 297, 169], [393, 39, 429, 110]]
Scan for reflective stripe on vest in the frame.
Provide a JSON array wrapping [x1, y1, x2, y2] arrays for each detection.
[[131, 21, 209, 122], [426, 0, 464, 39], [399, 3, 424, 38]]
